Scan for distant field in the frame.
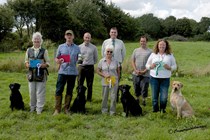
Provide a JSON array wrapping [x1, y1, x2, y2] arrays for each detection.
[[0, 41, 209, 140]]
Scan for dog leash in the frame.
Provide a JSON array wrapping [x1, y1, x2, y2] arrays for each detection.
[[168, 125, 207, 134]]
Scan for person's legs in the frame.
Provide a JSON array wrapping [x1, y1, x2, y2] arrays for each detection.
[[28, 82, 36, 112], [77, 65, 85, 86], [101, 86, 109, 114], [110, 84, 118, 115], [36, 81, 46, 114], [86, 65, 94, 101], [140, 77, 149, 106], [65, 75, 76, 113], [150, 77, 160, 112], [159, 78, 170, 113], [116, 64, 122, 102], [133, 75, 141, 103], [53, 74, 66, 115]]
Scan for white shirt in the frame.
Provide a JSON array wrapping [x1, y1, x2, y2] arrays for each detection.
[[146, 53, 177, 78]]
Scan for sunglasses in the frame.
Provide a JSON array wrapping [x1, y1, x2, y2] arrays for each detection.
[[107, 51, 113, 53]]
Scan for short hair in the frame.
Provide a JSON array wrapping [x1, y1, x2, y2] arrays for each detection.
[[140, 35, 148, 41], [105, 45, 114, 51], [32, 32, 43, 45], [110, 27, 118, 31]]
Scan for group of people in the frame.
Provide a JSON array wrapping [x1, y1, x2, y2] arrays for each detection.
[[24, 27, 177, 115]]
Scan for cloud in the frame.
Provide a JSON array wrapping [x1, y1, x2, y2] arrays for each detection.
[[107, 0, 210, 22]]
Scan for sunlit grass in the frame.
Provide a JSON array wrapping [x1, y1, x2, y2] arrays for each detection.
[[0, 41, 210, 139]]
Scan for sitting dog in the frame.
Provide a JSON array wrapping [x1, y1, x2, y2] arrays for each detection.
[[119, 84, 142, 117], [170, 81, 194, 118], [70, 85, 87, 113], [9, 83, 24, 111]]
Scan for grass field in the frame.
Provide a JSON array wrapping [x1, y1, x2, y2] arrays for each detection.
[[0, 41, 209, 140]]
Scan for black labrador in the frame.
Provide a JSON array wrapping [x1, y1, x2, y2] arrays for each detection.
[[119, 84, 142, 117], [9, 83, 24, 111], [70, 85, 87, 113]]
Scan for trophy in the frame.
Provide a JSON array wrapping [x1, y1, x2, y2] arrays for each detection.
[[78, 54, 84, 64]]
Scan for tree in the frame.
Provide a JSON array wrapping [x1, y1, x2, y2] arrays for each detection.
[[161, 16, 176, 37], [0, 5, 14, 42], [175, 18, 192, 37], [67, 0, 106, 39], [136, 13, 161, 39], [198, 17, 210, 34], [98, 2, 137, 40], [34, 0, 71, 42], [7, 0, 35, 39]]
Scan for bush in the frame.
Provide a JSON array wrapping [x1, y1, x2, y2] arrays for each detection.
[[164, 34, 188, 41]]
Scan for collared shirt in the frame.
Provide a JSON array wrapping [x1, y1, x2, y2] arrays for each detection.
[[102, 38, 126, 63], [56, 43, 80, 75], [131, 47, 152, 77], [25, 46, 50, 66], [79, 42, 98, 65], [98, 57, 120, 86], [146, 53, 177, 78]]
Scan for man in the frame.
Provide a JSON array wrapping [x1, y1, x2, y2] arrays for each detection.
[[53, 30, 80, 115], [131, 36, 152, 106], [102, 27, 126, 101], [77, 32, 98, 102]]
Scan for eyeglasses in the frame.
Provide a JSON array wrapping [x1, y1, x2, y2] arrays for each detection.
[[107, 51, 113, 53]]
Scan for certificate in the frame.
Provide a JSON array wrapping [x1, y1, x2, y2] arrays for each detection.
[[58, 54, 70, 62], [30, 60, 41, 68]]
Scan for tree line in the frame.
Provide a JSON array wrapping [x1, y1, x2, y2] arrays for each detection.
[[0, 0, 210, 51]]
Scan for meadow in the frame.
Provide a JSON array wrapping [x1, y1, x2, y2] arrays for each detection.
[[0, 41, 209, 140]]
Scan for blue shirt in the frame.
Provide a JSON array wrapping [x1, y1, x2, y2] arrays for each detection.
[[56, 43, 80, 75]]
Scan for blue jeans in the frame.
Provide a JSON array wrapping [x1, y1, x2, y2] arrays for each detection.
[[55, 74, 76, 96], [150, 76, 170, 112]]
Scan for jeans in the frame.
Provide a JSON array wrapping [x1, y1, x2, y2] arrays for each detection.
[[133, 75, 149, 98], [150, 76, 170, 112], [55, 74, 76, 96]]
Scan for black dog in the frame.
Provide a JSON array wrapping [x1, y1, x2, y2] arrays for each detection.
[[70, 85, 87, 113], [9, 83, 24, 111], [119, 84, 142, 117]]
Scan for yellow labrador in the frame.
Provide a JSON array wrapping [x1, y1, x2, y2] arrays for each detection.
[[170, 81, 194, 118]]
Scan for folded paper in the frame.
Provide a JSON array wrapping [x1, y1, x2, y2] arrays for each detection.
[[30, 59, 41, 68], [58, 54, 70, 63]]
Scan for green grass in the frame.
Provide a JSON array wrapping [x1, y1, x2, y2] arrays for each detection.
[[0, 41, 210, 140]]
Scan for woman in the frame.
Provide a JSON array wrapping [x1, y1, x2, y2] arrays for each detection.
[[25, 32, 50, 114], [97, 45, 120, 115], [146, 39, 177, 113]]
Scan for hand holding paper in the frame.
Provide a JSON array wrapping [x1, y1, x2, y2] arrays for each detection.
[[57, 54, 70, 63]]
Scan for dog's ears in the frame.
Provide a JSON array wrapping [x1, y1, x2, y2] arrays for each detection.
[[15, 83, 21, 89], [180, 83, 183, 88]]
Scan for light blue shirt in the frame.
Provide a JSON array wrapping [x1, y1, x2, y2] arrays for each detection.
[[56, 43, 80, 75]]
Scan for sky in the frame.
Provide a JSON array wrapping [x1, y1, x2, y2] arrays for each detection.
[[0, 0, 209, 22], [106, 0, 210, 22]]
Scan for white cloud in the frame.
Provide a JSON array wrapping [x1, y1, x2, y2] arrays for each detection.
[[106, 0, 210, 22]]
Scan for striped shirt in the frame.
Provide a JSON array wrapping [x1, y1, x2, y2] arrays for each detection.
[[131, 47, 152, 77]]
